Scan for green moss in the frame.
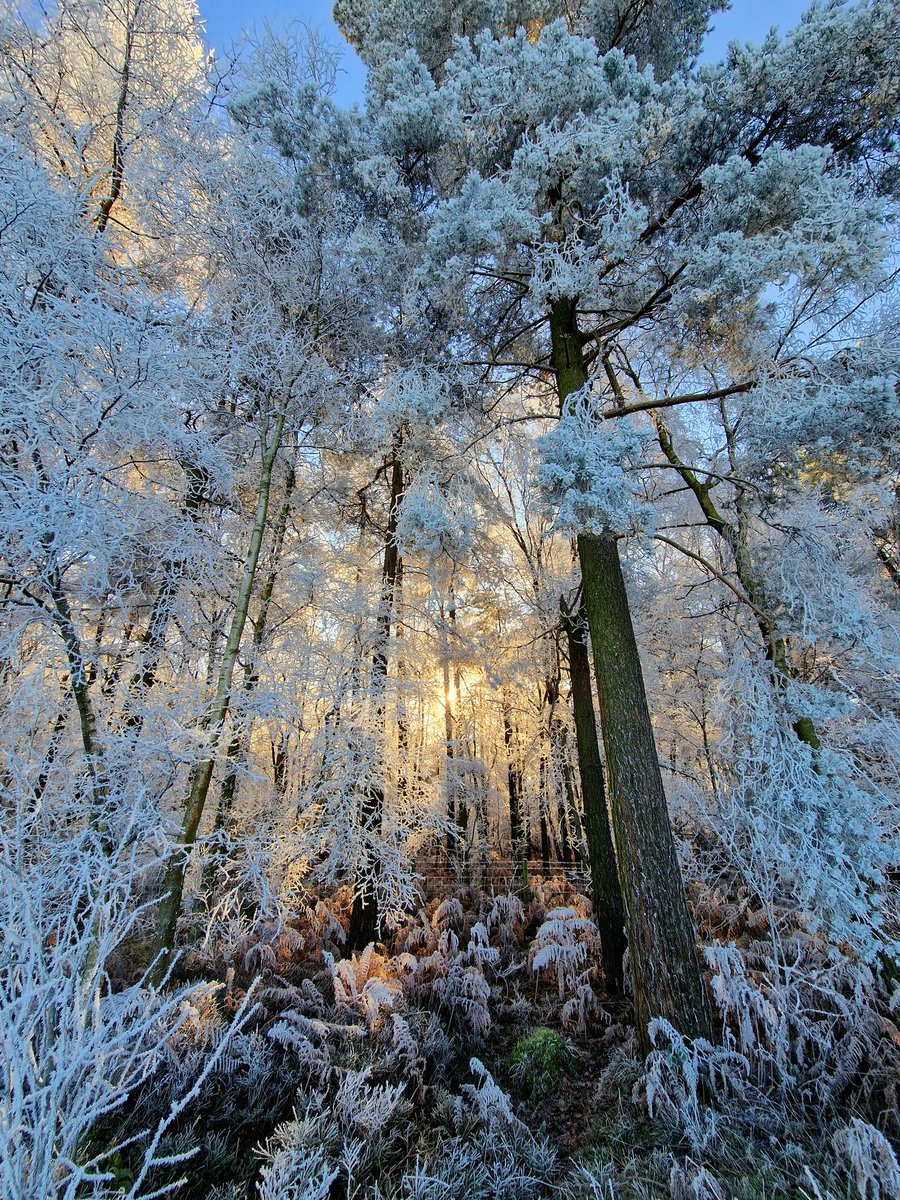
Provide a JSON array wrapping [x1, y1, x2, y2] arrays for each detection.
[[506, 1027, 578, 1098]]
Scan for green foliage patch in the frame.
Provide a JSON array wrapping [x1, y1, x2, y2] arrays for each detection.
[[507, 1027, 579, 1099]]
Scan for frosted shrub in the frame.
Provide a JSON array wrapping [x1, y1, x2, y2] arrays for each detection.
[[428, 936, 493, 1039], [265, 1010, 333, 1079], [644, 1019, 754, 1154], [432, 896, 467, 934], [529, 906, 603, 1028], [832, 1118, 900, 1200], [705, 940, 897, 1114], [255, 1066, 411, 1200], [256, 1144, 338, 1200], [461, 1056, 518, 1126], [486, 893, 525, 951], [0, 811, 253, 1199], [333, 1068, 409, 1135], [667, 1161, 726, 1200], [325, 945, 402, 1029], [399, 1145, 492, 1200], [530, 906, 599, 997], [706, 661, 894, 957], [396, 1059, 557, 1200]]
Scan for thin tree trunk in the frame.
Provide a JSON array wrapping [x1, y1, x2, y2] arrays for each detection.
[[502, 693, 527, 893], [441, 598, 456, 866], [34, 708, 69, 804], [550, 297, 711, 1049], [539, 804, 551, 876], [201, 467, 296, 895], [395, 561, 410, 806], [562, 601, 626, 994], [95, 9, 133, 235], [440, 578, 468, 875], [347, 444, 405, 950], [545, 661, 575, 865], [150, 400, 288, 981], [47, 567, 105, 814], [558, 724, 581, 863], [653, 411, 820, 749], [32, 446, 105, 818]]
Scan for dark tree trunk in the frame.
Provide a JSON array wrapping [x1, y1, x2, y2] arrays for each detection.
[[579, 530, 712, 1049], [502, 694, 527, 892], [348, 445, 405, 951], [563, 602, 626, 994]]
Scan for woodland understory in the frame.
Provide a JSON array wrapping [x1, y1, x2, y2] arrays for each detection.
[[2, 0, 900, 1196]]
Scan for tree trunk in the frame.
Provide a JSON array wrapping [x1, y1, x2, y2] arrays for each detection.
[[653, 412, 820, 749], [149, 401, 288, 983], [201, 466, 296, 896], [501, 694, 527, 893], [545, 662, 575, 866], [562, 601, 626, 995], [441, 578, 469, 876], [441, 598, 457, 867], [347, 444, 405, 950], [579, 532, 712, 1048], [550, 297, 711, 1049], [32, 446, 106, 820]]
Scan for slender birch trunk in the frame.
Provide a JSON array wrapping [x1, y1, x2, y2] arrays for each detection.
[[201, 466, 296, 896], [150, 400, 289, 981]]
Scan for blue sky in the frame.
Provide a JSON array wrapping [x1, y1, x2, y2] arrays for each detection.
[[198, 0, 814, 106]]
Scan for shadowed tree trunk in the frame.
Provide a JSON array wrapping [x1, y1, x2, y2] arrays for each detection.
[[562, 600, 626, 995], [347, 442, 405, 951], [446, 580, 469, 876], [501, 692, 527, 893]]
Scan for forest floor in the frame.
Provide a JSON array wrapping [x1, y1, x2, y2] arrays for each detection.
[[95, 878, 900, 1200]]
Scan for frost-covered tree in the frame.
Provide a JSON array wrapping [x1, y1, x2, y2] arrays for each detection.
[[0, 0, 211, 263], [337, 0, 900, 1046], [149, 57, 381, 967]]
